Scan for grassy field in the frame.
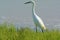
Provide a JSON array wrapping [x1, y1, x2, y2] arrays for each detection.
[[0, 23, 60, 40]]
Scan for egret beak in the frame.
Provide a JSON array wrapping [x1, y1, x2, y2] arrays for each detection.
[[24, 1, 31, 4]]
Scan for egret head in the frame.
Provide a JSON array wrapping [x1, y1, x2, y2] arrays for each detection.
[[24, 0, 35, 4]]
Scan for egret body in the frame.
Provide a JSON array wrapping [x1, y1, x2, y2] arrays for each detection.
[[24, 0, 46, 32]]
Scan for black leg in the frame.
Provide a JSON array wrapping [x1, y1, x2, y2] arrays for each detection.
[[41, 29, 43, 32], [36, 25, 37, 32]]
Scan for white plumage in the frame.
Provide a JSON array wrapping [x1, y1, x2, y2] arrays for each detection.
[[24, 0, 46, 32]]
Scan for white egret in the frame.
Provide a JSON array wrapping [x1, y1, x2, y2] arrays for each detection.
[[24, 0, 46, 32]]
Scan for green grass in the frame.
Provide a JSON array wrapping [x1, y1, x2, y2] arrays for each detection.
[[0, 23, 60, 40]]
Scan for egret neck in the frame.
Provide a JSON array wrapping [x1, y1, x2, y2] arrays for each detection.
[[32, 2, 36, 15]]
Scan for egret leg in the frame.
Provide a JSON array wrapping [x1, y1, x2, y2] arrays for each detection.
[[36, 26, 37, 32], [41, 29, 44, 32]]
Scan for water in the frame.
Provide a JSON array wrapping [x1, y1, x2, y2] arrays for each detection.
[[0, 0, 60, 29]]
